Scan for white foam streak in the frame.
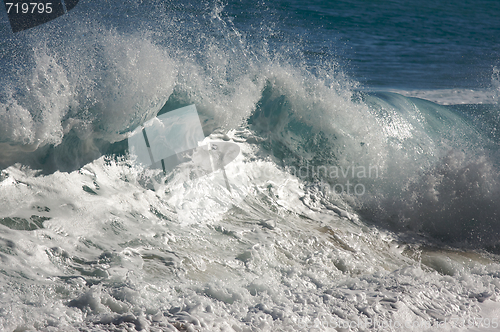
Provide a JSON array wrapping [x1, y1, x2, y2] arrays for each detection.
[[388, 88, 499, 105]]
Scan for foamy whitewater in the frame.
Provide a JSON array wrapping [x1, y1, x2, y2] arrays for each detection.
[[1, 1, 500, 331]]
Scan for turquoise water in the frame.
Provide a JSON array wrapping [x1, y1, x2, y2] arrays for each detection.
[[1, 1, 500, 331]]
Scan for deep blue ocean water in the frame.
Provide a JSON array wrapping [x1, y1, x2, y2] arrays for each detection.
[[225, 0, 500, 89], [1, 1, 500, 331]]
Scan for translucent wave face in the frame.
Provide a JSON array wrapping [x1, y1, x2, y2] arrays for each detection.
[[248, 83, 500, 247], [388, 88, 499, 105]]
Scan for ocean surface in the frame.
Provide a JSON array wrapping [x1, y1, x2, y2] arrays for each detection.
[[1, 0, 500, 331]]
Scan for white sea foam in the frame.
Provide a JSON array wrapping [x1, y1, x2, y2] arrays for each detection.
[[1, 140, 500, 331]]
